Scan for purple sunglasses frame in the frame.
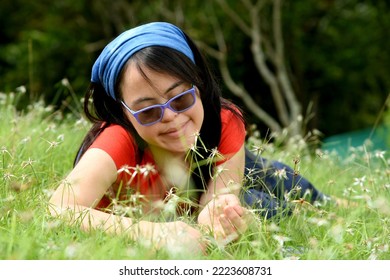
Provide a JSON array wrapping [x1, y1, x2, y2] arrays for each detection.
[[120, 86, 196, 126]]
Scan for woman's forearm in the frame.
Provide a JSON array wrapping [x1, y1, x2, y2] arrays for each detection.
[[48, 203, 152, 240], [48, 203, 205, 253]]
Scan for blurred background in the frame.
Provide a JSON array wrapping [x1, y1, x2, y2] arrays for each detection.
[[1, 0, 389, 152]]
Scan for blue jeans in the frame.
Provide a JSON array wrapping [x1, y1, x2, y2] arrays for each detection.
[[242, 148, 329, 218]]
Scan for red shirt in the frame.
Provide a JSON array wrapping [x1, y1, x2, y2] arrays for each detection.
[[89, 107, 245, 209]]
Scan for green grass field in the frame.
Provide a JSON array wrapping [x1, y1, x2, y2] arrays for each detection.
[[1, 92, 389, 260]]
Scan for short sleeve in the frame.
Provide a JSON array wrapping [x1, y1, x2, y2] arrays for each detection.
[[89, 124, 137, 169], [217, 107, 246, 163]]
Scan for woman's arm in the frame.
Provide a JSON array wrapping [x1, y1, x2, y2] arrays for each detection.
[[49, 148, 205, 253], [197, 144, 250, 244]]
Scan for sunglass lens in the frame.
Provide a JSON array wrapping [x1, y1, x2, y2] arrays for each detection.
[[171, 92, 195, 112], [137, 107, 162, 125]]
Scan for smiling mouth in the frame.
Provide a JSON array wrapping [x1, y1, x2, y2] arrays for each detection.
[[161, 121, 189, 136]]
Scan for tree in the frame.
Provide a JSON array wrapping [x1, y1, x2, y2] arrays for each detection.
[[206, 0, 303, 136], [155, 0, 303, 136]]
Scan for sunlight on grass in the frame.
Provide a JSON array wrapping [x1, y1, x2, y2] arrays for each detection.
[[0, 91, 389, 260]]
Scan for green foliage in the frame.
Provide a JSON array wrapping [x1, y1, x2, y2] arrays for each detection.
[[1, 98, 389, 260], [0, 0, 389, 136], [283, 0, 390, 135], [0, 0, 100, 107]]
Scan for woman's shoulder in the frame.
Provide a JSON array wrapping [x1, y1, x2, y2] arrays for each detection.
[[92, 124, 135, 146], [218, 104, 246, 159], [221, 103, 245, 126], [89, 124, 137, 169]]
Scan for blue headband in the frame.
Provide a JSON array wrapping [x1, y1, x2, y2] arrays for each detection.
[[91, 22, 195, 100]]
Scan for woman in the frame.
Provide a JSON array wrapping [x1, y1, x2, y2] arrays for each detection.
[[49, 22, 329, 254]]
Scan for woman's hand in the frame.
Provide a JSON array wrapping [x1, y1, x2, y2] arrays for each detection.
[[140, 220, 207, 255], [197, 194, 249, 245]]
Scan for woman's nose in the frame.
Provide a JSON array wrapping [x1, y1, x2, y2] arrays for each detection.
[[160, 107, 178, 123]]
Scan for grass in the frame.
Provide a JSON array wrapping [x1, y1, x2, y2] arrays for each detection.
[[0, 90, 389, 260]]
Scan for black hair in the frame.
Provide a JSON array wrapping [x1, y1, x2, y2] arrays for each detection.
[[74, 31, 245, 198]]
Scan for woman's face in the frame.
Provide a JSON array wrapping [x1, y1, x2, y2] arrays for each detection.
[[119, 63, 204, 155]]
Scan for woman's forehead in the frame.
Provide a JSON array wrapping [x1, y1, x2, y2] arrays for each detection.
[[120, 65, 186, 103]]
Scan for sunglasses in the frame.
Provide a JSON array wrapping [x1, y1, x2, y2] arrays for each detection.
[[121, 86, 197, 126]]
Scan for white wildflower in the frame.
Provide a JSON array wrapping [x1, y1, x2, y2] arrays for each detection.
[[61, 78, 70, 87], [212, 165, 226, 180], [117, 165, 133, 175], [308, 217, 329, 227], [207, 148, 224, 164], [1, 146, 12, 157], [139, 163, 157, 177], [352, 176, 366, 187], [272, 234, 291, 247], [15, 85, 27, 94], [272, 168, 288, 180], [374, 150, 386, 159], [21, 158, 36, 169], [3, 172, 16, 181]]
